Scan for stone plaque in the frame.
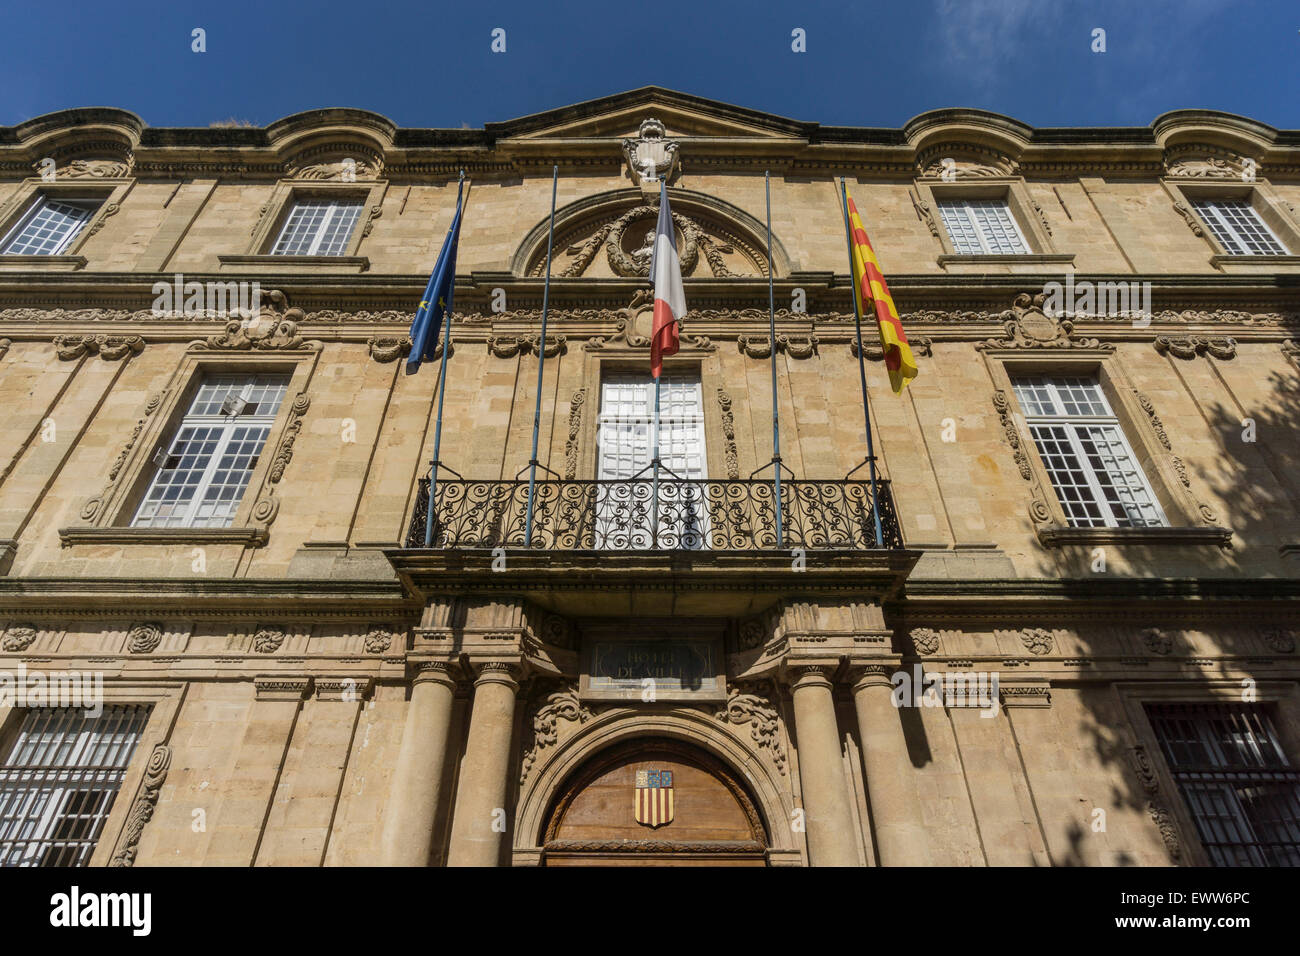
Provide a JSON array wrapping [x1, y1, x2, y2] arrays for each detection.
[[580, 639, 725, 702]]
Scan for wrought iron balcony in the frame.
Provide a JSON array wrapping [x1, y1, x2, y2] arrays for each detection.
[[404, 476, 904, 551]]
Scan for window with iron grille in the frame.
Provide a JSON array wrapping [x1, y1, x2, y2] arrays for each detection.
[[132, 373, 291, 529], [1192, 199, 1287, 256], [1011, 374, 1167, 528], [595, 373, 708, 548], [270, 199, 363, 256], [937, 198, 1030, 255], [0, 196, 99, 256], [1146, 703, 1300, 866], [0, 705, 152, 867]]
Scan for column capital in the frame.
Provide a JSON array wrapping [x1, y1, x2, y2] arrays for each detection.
[[850, 658, 903, 692], [469, 660, 524, 691], [411, 660, 460, 688], [787, 665, 834, 691]]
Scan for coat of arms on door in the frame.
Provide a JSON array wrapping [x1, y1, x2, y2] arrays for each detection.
[[634, 769, 674, 828]]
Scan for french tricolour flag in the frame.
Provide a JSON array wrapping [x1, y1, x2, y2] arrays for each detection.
[[648, 180, 683, 379]]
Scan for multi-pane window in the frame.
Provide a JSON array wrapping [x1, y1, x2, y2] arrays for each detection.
[[595, 374, 707, 548], [937, 199, 1029, 255], [1146, 703, 1300, 866], [132, 373, 290, 529], [0, 706, 151, 867], [270, 199, 363, 256], [1192, 199, 1288, 256], [0, 196, 99, 256], [1011, 374, 1166, 528]]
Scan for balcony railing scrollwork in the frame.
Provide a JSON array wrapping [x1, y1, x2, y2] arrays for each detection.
[[404, 477, 904, 550]]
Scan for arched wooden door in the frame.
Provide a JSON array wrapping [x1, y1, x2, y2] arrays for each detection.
[[541, 737, 768, 866]]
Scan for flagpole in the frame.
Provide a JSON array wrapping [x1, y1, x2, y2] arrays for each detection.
[[764, 170, 784, 548], [523, 165, 560, 547], [839, 177, 885, 548], [425, 170, 465, 547]]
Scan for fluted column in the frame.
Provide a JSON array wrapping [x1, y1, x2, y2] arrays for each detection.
[[379, 662, 458, 866], [853, 664, 928, 866], [789, 667, 861, 866], [447, 663, 522, 867]]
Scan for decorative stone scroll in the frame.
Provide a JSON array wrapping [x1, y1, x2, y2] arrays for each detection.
[[737, 333, 819, 359], [367, 335, 411, 363], [486, 333, 567, 358], [976, 293, 1109, 352], [717, 388, 739, 479], [1128, 745, 1183, 864], [109, 744, 171, 867], [564, 388, 586, 480]]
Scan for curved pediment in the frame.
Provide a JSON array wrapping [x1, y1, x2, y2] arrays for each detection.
[[11, 108, 143, 177], [266, 108, 396, 179], [512, 188, 791, 279]]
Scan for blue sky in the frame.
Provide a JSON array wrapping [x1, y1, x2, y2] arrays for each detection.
[[3, 0, 1297, 130]]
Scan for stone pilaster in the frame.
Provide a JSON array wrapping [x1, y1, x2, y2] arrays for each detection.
[[379, 662, 459, 867], [446, 662, 523, 867]]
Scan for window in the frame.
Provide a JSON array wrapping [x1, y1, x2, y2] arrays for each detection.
[[1146, 703, 1300, 866], [0, 705, 151, 867], [937, 199, 1029, 255], [0, 196, 99, 255], [132, 373, 290, 529], [270, 199, 363, 256], [1192, 199, 1288, 256], [595, 373, 707, 548], [1012, 374, 1166, 528]]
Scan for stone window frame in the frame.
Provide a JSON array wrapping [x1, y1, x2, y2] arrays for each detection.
[[984, 351, 1230, 547], [63, 351, 318, 547], [575, 354, 728, 484], [0, 177, 133, 270], [915, 177, 1073, 268], [1163, 178, 1300, 270], [1117, 680, 1300, 869], [0, 679, 184, 868], [218, 179, 385, 273]]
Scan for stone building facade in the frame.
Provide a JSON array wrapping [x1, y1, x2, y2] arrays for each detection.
[[0, 87, 1297, 867]]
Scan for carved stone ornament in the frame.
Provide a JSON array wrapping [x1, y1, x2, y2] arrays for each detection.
[[715, 684, 788, 774], [1147, 802, 1183, 863], [253, 626, 287, 654], [367, 335, 411, 362], [55, 158, 132, 179], [1262, 628, 1296, 654], [54, 334, 144, 361], [1142, 628, 1174, 655], [249, 392, 310, 526], [584, 293, 713, 353], [190, 290, 311, 351], [1172, 200, 1205, 237], [977, 293, 1107, 351], [486, 333, 567, 359], [1, 622, 38, 652], [1154, 336, 1237, 360], [623, 117, 680, 185], [717, 388, 739, 479], [910, 627, 940, 656], [993, 390, 1033, 482], [286, 156, 381, 180], [520, 686, 592, 784], [851, 334, 932, 359], [1019, 628, 1054, 656], [126, 622, 164, 654], [564, 388, 586, 480], [1135, 392, 1172, 450], [918, 152, 1016, 179], [109, 744, 171, 867], [1165, 155, 1246, 179], [738, 333, 819, 359], [606, 204, 699, 278], [364, 625, 394, 654]]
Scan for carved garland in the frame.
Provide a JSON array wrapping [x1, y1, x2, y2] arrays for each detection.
[[1128, 745, 1183, 864], [54, 334, 144, 361], [248, 392, 311, 527], [1132, 391, 1219, 524], [738, 334, 819, 359], [109, 744, 172, 867], [716, 388, 739, 479], [564, 388, 586, 480], [992, 389, 1055, 525], [82, 391, 167, 522], [1153, 336, 1237, 360]]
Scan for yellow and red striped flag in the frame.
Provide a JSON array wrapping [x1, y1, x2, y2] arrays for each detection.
[[846, 189, 917, 393]]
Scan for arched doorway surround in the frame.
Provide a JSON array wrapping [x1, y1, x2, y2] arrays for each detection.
[[513, 709, 802, 866]]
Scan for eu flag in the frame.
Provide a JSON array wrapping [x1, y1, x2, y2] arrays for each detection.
[[407, 178, 465, 375]]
